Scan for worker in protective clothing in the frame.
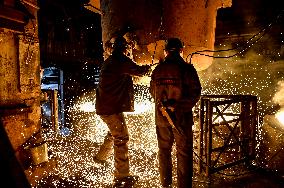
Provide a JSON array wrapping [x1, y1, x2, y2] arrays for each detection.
[[95, 36, 151, 187], [150, 38, 202, 188]]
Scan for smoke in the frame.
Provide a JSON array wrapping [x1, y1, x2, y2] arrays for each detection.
[[273, 80, 284, 106], [198, 45, 284, 116], [273, 80, 284, 125]]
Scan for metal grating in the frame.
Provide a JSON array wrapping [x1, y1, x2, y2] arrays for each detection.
[[198, 95, 258, 177]]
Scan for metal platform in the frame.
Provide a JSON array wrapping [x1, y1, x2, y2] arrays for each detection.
[[198, 95, 258, 177]]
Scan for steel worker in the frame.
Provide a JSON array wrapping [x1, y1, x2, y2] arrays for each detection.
[[150, 38, 202, 188]]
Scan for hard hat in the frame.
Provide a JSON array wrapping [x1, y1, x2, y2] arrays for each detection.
[[165, 38, 183, 51], [113, 36, 128, 50]]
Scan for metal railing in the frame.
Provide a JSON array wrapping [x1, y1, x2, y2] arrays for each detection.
[[41, 89, 59, 133], [198, 95, 258, 177]]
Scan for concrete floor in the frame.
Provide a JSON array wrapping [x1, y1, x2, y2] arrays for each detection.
[[36, 171, 284, 188], [34, 130, 284, 188], [34, 100, 284, 188], [207, 169, 284, 188]]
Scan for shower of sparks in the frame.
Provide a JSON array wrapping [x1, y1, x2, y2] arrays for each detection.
[[36, 83, 172, 188], [199, 50, 284, 118], [78, 101, 96, 112], [36, 39, 284, 187]]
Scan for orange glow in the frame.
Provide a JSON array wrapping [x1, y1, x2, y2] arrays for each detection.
[[275, 109, 284, 125]]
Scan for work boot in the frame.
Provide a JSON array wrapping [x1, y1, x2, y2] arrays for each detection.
[[113, 175, 139, 188], [95, 132, 114, 161]]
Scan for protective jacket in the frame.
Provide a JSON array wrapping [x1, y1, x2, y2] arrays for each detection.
[[96, 50, 149, 115], [150, 53, 202, 126]]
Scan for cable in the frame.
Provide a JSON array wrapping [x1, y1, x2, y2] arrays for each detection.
[[151, 2, 165, 65], [186, 25, 268, 63], [149, 23, 269, 68], [185, 9, 284, 63]]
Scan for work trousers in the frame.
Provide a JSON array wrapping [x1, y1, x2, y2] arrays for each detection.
[[99, 113, 130, 179], [156, 111, 193, 188]]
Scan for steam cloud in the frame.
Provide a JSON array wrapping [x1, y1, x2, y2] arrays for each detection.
[[199, 45, 284, 118]]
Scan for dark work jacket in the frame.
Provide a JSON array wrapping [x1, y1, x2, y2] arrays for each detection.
[[96, 50, 149, 115], [150, 53, 202, 126]]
